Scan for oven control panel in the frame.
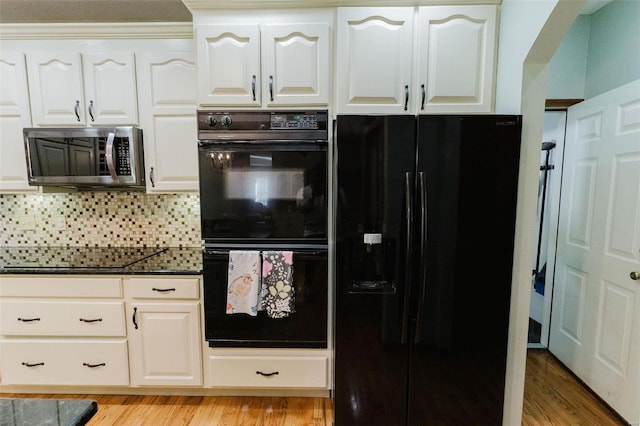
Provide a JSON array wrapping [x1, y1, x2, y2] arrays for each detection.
[[270, 113, 318, 129], [197, 110, 328, 141]]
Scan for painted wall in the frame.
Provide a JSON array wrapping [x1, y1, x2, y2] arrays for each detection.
[[494, 0, 557, 114], [586, 0, 640, 98], [546, 0, 640, 100], [495, 1, 586, 424], [546, 14, 590, 99]]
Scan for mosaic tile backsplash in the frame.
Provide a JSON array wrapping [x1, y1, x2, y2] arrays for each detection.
[[0, 192, 201, 247]]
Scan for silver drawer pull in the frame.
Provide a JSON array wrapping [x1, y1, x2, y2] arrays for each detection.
[[79, 318, 103, 323], [256, 370, 279, 377], [152, 287, 176, 292], [22, 362, 45, 367], [83, 362, 106, 368], [18, 317, 41, 322]]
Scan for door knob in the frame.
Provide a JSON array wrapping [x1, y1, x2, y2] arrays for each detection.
[[631, 271, 640, 281]]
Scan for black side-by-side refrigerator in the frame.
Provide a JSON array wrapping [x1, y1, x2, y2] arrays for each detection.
[[334, 115, 522, 425]]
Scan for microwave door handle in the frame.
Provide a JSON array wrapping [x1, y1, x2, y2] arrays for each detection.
[[105, 131, 119, 182]]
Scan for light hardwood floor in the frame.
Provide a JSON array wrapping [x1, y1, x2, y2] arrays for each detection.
[[2, 351, 624, 425]]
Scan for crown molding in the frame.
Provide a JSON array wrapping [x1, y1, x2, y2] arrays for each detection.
[[0, 22, 194, 40], [182, 0, 499, 11]]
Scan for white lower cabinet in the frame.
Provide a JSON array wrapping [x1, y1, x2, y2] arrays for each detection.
[[124, 277, 203, 387], [0, 300, 126, 337], [0, 339, 129, 386], [0, 276, 129, 387], [208, 355, 327, 388], [0, 274, 327, 395], [0, 275, 203, 390]]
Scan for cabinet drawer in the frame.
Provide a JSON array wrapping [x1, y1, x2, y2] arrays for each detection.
[[0, 276, 122, 298], [208, 356, 327, 388], [0, 301, 125, 337], [124, 277, 200, 299], [0, 339, 129, 386]]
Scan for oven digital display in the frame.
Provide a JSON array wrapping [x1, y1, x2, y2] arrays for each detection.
[[270, 113, 318, 129]]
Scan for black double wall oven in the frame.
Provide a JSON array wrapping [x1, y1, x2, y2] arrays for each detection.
[[197, 110, 328, 349]]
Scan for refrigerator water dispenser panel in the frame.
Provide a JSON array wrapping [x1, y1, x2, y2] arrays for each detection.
[[348, 237, 396, 294]]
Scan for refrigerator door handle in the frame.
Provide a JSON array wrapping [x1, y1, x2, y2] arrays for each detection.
[[401, 171, 414, 343], [414, 171, 427, 343]]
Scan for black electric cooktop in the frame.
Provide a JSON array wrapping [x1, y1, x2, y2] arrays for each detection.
[[0, 246, 168, 269]]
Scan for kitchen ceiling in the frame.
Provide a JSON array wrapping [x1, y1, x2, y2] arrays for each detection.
[[0, 0, 612, 23]]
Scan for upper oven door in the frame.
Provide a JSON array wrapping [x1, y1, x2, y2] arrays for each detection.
[[198, 143, 327, 244]]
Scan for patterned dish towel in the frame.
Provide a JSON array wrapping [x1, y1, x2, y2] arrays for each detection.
[[226, 251, 261, 316], [260, 251, 295, 318]]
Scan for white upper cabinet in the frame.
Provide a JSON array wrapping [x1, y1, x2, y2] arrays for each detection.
[[137, 51, 199, 193], [0, 52, 37, 193], [336, 5, 497, 114], [416, 6, 497, 113], [263, 23, 330, 106], [197, 24, 261, 107], [27, 51, 138, 126], [336, 8, 414, 114], [196, 21, 330, 107]]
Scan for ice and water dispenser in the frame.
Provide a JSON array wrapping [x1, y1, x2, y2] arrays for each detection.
[[347, 231, 396, 294]]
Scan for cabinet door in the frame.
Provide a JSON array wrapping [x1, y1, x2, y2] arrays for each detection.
[[263, 23, 330, 106], [27, 51, 85, 125], [416, 6, 497, 113], [127, 302, 203, 386], [82, 52, 138, 125], [0, 52, 37, 193], [336, 8, 414, 114], [196, 24, 261, 106], [137, 51, 198, 192]]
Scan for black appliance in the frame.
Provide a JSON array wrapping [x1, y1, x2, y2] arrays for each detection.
[[197, 110, 329, 348], [334, 115, 522, 425], [23, 126, 145, 190]]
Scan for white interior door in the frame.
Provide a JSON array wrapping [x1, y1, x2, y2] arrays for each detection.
[[549, 79, 640, 424]]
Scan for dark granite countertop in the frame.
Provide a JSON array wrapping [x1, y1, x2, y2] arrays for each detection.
[[0, 398, 97, 426], [0, 246, 202, 275]]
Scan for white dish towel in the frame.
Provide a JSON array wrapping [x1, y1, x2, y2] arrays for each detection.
[[226, 250, 261, 316]]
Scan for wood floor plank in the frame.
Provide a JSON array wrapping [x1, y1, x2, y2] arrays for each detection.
[[522, 350, 625, 426], [0, 350, 624, 425]]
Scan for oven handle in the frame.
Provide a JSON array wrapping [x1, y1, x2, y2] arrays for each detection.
[[198, 141, 327, 151]]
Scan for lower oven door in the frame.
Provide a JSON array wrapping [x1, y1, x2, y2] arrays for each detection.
[[203, 248, 327, 348]]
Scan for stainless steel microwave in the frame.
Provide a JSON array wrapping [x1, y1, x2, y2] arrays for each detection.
[[23, 127, 145, 190]]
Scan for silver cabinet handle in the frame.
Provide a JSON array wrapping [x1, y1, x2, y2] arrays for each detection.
[[105, 131, 118, 182], [74, 100, 81, 121], [88, 100, 95, 122], [631, 271, 640, 281], [420, 84, 426, 110], [251, 75, 256, 101], [269, 75, 274, 101], [404, 85, 409, 111], [150, 166, 155, 188]]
